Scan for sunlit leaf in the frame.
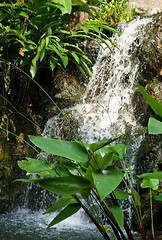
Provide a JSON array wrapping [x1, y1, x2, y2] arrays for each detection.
[[101, 144, 127, 160], [19, 11, 28, 19], [148, 116, 162, 134], [137, 172, 162, 180], [18, 158, 57, 177], [137, 171, 161, 190], [55, 0, 72, 14], [140, 178, 159, 190], [70, 51, 80, 63]]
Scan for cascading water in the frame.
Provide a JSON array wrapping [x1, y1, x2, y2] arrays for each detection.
[[43, 17, 152, 174], [0, 17, 155, 240]]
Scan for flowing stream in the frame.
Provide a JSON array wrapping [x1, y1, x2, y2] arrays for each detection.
[[0, 17, 154, 240]]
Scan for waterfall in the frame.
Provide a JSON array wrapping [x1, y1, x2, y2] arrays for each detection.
[[0, 16, 156, 240], [45, 18, 152, 142], [43, 17, 153, 173], [41, 17, 154, 227]]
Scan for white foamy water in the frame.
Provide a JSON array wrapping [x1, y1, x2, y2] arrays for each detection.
[[44, 17, 152, 145], [1, 17, 153, 240], [42, 17, 152, 227]]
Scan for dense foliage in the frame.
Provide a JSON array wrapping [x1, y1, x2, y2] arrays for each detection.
[[0, 0, 119, 79], [88, 0, 137, 25], [16, 86, 162, 240], [0, 0, 119, 140], [0, 1, 161, 239]]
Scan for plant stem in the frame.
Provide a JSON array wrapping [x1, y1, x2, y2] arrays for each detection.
[[127, 178, 146, 240], [110, 193, 135, 240], [102, 200, 124, 240], [120, 160, 146, 240], [93, 190, 124, 240], [73, 195, 111, 240], [150, 188, 155, 240]]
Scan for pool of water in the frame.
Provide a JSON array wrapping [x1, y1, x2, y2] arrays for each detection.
[[0, 209, 104, 240]]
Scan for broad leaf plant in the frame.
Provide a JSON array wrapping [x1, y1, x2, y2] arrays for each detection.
[[15, 85, 162, 240]]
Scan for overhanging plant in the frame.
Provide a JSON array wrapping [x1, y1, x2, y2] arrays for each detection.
[[0, 0, 119, 148], [0, 0, 120, 79], [0, 0, 120, 133], [15, 134, 134, 240], [14, 84, 162, 240]]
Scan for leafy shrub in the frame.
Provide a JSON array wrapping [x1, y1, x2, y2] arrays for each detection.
[[0, 0, 119, 78], [90, 0, 137, 25], [15, 85, 162, 240]]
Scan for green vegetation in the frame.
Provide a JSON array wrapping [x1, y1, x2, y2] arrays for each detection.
[[0, 0, 119, 146], [0, 1, 161, 239], [0, 0, 119, 79], [0, 0, 135, 115], [88, 0, 137, 25], [14, 85, 162, 240]]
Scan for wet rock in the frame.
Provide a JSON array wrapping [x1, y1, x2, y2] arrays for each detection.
[[138, 14, 162, 86]]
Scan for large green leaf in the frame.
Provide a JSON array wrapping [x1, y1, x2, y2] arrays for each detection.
[[28, 136, 89, 163], [110, 206, 124, 230], [18, 158, 57, 177], [89, 135, 121, 152], [140, 178, 159, 190], [92, 170, 124, 201], [154, 195, 162, 201], [137, 83, 162, 118], [148, 116, 162, 134], [57, 158, 79, 170], [40, 176, 91, 195], [15, 176, 91, 195], [43, 196, 77, 214], [54, 0, 72, 14], [137, 172, 162, 179], [138, 171, 161, 190], [47, 203, 81, 228]]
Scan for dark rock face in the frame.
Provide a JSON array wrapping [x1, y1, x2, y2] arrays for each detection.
[[0, 144, 23, 213], [132, 13, 162, 125], [138, 14, 162, 86]]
